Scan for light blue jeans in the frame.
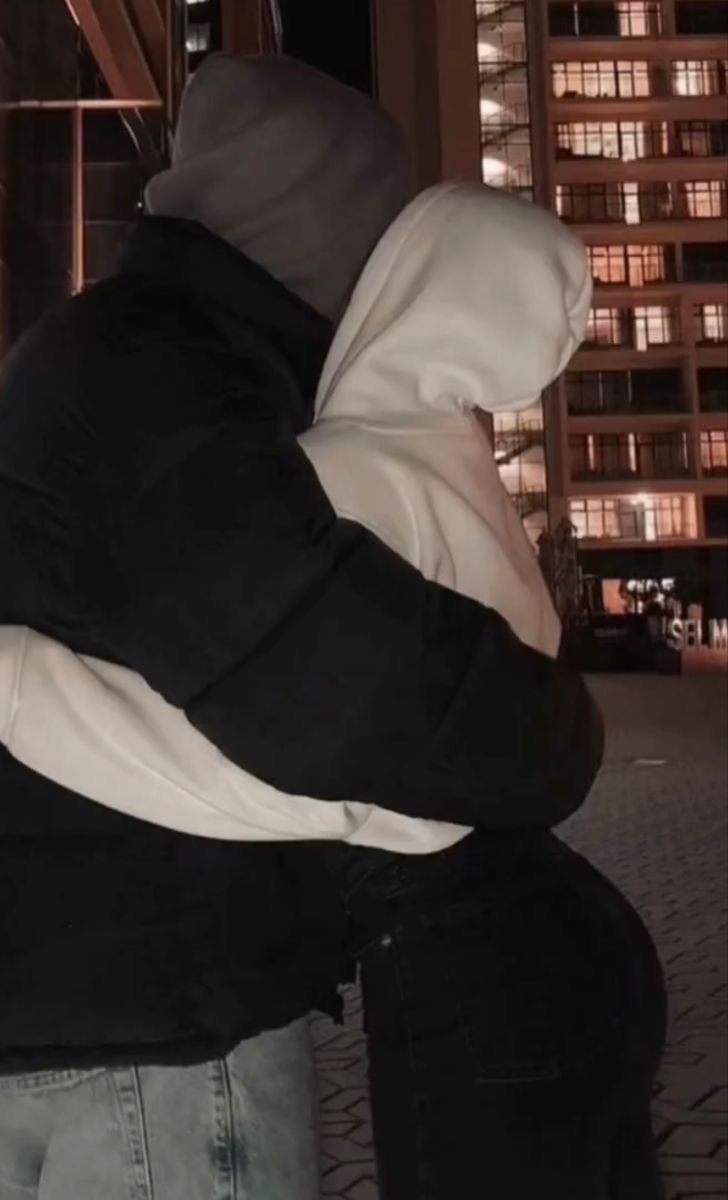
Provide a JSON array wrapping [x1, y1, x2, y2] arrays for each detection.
[[0, 1019, 319, 1200]]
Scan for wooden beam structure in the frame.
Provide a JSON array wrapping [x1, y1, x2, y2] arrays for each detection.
[[127, 0, 167, 94], [64, 0, 161, 101]]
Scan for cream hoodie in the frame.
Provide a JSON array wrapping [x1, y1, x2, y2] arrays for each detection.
[[0, 183, 591, 853]]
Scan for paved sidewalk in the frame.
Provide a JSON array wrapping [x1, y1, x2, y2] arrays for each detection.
[[314, 674, 728, 1199]]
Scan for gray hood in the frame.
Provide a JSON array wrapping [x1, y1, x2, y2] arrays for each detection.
[[145, 54, 411, 321]]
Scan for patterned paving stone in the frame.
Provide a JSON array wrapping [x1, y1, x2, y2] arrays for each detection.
[[314, 674, 728, 1198]]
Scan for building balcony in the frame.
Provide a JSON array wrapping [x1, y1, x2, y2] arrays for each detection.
[[567, 382, 690, 415], [553, 155, 728, 185], [548, 37, 728, 63], [552, 98, 728, 129], [571, 463, 694, 483], [569, 492, 699, 543]]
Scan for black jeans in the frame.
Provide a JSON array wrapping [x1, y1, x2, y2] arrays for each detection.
[[341, 833, 667, 1200]]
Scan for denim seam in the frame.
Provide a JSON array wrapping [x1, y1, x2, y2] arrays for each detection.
[[208, 1057, 237, 1200], [111, 1067, 155, 1200]]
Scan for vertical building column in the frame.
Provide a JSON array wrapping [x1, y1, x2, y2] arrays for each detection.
[[525, 0, 553, 210], [547, 378, 572, 528], [71, 105, 85, 294], [372, 0, 480, 190], [221, 0, 281, 56], [660, 0, 677, 36]]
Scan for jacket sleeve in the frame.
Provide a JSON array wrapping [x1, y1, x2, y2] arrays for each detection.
[[91, 388, 603, 832]]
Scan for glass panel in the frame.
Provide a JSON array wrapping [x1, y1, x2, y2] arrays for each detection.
[[683, 180, 728, 219], [672, 60, 721, 96], [617, 1, 663, 36], [585, 307, 625, 346], [700, 431, 728, 475], [695, 304, 728, 343], [570, 495, 694, 540], [633, 306, 677, 349], [698, 367, 728, 412]]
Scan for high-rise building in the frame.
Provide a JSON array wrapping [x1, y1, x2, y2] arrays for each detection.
[[475, 0, 728, 620]]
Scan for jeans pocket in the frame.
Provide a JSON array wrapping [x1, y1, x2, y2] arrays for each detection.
[[390, 884, 623, 1087], [0, 1067, 106, 1094]]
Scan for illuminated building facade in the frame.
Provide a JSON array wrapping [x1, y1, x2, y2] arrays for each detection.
[[474, 0, 728, 617]]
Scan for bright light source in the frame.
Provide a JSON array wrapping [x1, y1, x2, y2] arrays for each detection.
[[478, 41, 499, 59], [481, 156, 508, 182], [632, 492, 650, 505], [480, 99, 503, 120]]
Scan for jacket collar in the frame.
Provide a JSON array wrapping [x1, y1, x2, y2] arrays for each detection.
[[117, 216, 333, 431]]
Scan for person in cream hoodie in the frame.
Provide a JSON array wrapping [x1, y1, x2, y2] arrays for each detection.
[[0, 181, 577, 848], [0, 183, 666, 1199]]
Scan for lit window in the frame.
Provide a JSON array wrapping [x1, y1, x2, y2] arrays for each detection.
[[617, 61, 652, 98], [672, 61, 721, 97], [700, 431, 728, 475], [585, 308, 625, 346], [481, 156, 509, 184], [627, 245, 666, 285], [480, 98, 503, 120], [695, 304, 728, 344], [683, 180, 727, 219], [555, 122, 668, 161], [617, 1, 662, 37], [587, 246, 628, 284], [186, 23, 210, 52], [570, 495, 693, 540], [588, 246, 670, 288], [633, 306, 676, 350], [622, 182, 642, 225]]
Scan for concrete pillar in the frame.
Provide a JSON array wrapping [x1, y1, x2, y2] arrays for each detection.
[[372, 0, 481, 189]]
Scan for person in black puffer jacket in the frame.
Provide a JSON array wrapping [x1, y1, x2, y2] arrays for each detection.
[[0, 56, 602, 1200]]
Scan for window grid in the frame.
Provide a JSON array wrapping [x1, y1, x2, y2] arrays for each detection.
[[569, 433, 690, 480], [694, 304, 728, 344], [633, 306, 676, 350], [552, 60, 653, 99], [676, 120, 728, 157], [186, 23, 210, 52], [567, 369, 687, 416], [700, 431, 728, 475], [683, 180, 728, 219], [556, 181, 675, 224], [672, 60, 728, 97], [548, 2, 663, 37], [586, 307, 626, 347], [584, 306, 679, 349], [617, 1, 663, 36], [569, 496, 692, 541], [555, 121, 669, 161], [587, 244, 668, 286]]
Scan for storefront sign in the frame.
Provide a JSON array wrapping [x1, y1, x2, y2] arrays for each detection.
[[667, 618, 728, 651]]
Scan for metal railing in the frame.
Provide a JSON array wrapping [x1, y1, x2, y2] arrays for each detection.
[[513, 489, 548, 518]]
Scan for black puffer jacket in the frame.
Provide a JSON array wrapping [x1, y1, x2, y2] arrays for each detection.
[[0, 217, 603, 1071]]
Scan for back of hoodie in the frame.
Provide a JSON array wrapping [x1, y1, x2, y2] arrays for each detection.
[[0, 183, 592, 857], [306, 182, 592, 658]]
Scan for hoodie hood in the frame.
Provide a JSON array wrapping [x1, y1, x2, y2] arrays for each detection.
[[145, 54, 411, 322], [315, 181, 592, 421]]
